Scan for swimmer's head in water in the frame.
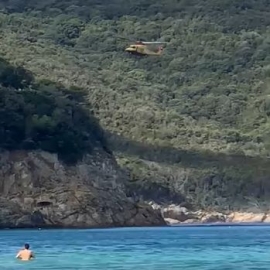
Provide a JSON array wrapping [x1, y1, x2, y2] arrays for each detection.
[[24, 243, 30, 250]]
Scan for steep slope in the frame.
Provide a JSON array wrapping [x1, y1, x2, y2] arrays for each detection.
[[0, 57, 165, 228], [0, 0, 270, 212]]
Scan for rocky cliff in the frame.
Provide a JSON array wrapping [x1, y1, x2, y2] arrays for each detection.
[[0, 150, 165, 228]]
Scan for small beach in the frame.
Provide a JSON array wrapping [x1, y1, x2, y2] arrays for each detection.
[[1, 225, 269, 269]]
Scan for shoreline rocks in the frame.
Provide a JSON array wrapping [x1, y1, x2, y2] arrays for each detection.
[[148, 202, 270, 226]]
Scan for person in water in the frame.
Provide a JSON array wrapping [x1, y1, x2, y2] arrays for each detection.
[[16, 243, 35, 261]]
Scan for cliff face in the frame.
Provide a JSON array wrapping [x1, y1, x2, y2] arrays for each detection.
[[0, 150, 165, 228]]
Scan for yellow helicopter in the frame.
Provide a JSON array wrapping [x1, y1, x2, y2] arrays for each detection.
[[125, 41, 166, 56]]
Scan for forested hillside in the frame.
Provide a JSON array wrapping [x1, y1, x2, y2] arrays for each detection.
[[0, 0, 270, 210]]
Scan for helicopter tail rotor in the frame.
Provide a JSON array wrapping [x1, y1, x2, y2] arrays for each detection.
[[158, 45, 164, 54]]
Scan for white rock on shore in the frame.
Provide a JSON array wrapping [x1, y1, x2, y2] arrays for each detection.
[[164, 218, 181, 225]]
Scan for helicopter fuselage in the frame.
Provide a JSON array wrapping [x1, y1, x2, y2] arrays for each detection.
[[125, 45, 162, 56]]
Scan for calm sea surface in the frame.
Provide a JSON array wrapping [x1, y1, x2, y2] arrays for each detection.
[[0, 226, 269, 269]]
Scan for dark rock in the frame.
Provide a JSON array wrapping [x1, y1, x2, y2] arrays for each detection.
[[201, 213, 226, 223]]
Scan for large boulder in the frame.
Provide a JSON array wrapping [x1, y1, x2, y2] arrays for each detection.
[[164, 218, 181, 225], [201, 212, 226, 223], [162, 205, 194, 222]]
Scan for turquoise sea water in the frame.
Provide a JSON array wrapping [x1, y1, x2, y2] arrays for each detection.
[[0, 226, 270, 269]]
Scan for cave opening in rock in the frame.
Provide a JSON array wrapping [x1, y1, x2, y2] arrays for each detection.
[[36, 201, 52, 207]]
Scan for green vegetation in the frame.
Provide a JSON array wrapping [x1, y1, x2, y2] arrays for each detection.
[[0, 0, 270, 209], [0, 57, 108, 164]]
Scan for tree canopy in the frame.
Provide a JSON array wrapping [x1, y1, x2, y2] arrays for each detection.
[[0, 57, 108, 164]]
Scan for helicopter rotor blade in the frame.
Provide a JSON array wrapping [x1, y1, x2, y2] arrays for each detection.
[[115, 35, 167, 44], [141, 41, 167, 44]]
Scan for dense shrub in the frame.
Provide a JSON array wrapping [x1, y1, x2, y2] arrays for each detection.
[[0, 58, 108, 164]]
